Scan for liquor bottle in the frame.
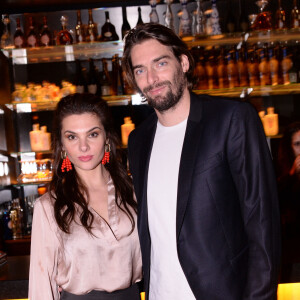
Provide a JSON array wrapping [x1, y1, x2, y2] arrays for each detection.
[[179, 0, 192, 38], [193, 0, 206, 37], [217, 48, 229, 89], [1, 14, 13, 49], [40, 16, 52, 46], [26, 16, 39, 47], [258, 47, 271, 86], [86, 8, 98, 43], [248, 48, 260, 87], [237, 46, 249, 87], [136, 7, 144, 26], [99, 11, 119, 42], [238, 0, 249, 33], [291, 0, 300, 30], [75, 10, 85, 43], [112, 54, 124, 95], [100, 58, 113, 96], [210, 0, 222, 35], [75, 59, 87, 93], [121, 6, 131, 39], [14, 17, 25, 48], [164, 0, 175, 32], [268, 47, 279, 86], [281, 47, 292, 85], [205, 48, 219, 89], [275, 0, 286, 30], [56, 16, 73, 45], [225, 4, 236, 34], [227, 49, 239, 88], [87, 58, 98, 94], [149, 0, 159, 23]]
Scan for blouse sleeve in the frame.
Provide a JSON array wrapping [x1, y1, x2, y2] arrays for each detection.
[[29, 196, 61, 300]]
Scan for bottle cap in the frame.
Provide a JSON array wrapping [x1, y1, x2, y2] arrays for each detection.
[[124, 117, 132, 123], [41, 125, 47, 132], [267, 107, 275, 114], [32, 124, 40, 131]]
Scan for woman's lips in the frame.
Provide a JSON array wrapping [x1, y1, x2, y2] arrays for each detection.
[[78, 155, 93, 162]]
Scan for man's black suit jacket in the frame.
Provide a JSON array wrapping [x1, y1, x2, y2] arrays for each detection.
[[128, 93, 281, 300]]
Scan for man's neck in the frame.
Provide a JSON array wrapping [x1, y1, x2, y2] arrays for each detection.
[[156, 88, 190, 127]]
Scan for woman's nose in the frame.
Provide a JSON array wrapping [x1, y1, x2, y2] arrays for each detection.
[[79, 139, 89, 152]]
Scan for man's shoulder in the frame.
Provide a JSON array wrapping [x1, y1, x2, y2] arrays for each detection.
[[130, 111, 157, 138]]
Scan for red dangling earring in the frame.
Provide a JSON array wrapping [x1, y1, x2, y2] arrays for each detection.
[[61, 151, 73, 172], [101, 143, 111, 165]]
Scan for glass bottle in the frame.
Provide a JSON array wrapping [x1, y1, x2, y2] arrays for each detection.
[[251, 0, 272, 31], [100, 11, 119, 42], [56, 16, 73, 45], [225, 3, 236, 34], [1, 14, 13, 49], [26, 16, 39, 47], [149, 0, 159, 24], [237, 46, 249, 87], [14, 17, 25, 48], [87, 58, 98, 94], [291, 0, 300, 30], [164, 0, 175, 32], [210, 0, 222, 35], [258, 47, 271, 86], [136, 7, 144, 26], [248, 47, 260, 87], [217, 48, 229, 89], [281, 47, 292, 85], [193, 0, 206, 37], [122, 6, 131, 39], [75, 10, 85, 43], [40, 16, 52, 46], [112, 54, 124, 96], [75, 59, 87, 93], [275, 0, 286, 30], [87, 8, 98, 43], [227, 49, 239, 88], [179, 0, 192, 38], [205, 48, 219, 89], [268, 47, 279, 86], [238, 0, 249, 33], [194, 54, 208, 90], [100, 58, 113, 96]]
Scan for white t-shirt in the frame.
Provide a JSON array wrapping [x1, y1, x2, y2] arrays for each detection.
[[147, 119, 195, 300]]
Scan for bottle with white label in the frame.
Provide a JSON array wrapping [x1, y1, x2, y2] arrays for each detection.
[[179, 0, 192, 38], [121, 117, 135, 146]]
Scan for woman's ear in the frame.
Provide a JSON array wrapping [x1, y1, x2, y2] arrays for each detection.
[[180, 54, 189, 73]]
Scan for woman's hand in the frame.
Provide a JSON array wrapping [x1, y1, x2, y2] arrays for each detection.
[[290, 155, 300, 175]]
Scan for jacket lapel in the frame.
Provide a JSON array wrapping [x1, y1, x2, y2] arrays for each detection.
[[176, 93, 204, 239]]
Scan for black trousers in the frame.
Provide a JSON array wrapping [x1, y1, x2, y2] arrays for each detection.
[[60, 284, 140, 300]]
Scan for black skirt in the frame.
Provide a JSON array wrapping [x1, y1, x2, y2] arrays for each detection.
[[60, 284, 140, 300]]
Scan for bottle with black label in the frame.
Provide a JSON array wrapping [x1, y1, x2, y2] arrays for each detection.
[[121, 6, 131, 39], [75, 10, 85, 43], [26, 16, 39, 47], [56, 16, 73, 45], [100, 11, 119, 42], [40, 16, 52, 46], [75, 59, 87, 93], [14, 17, 25, 48], [136, 7, 144, 26]]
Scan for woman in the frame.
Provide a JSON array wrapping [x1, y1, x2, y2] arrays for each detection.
[[29, 93, 142, 299], [277, 121, 300, 282]]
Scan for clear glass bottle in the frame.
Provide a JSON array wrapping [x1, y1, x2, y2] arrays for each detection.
[[100, 11, 119, 42], [164, 0, 175, 32], [275, 0, 286, 30], [14, 17, 25, 48], [149, 0, 159, 24], [179, 0, 192, 38], [26, 16, 39, 47], [210, 0, 222, 35], [40, 16, 52, 46], [193, 0, 206, 37], [136, 7, 144, 26], [1, 14, 13, 49], [87, 8, 98, 42], [75, 10, 85, 43], [56, 16, 73, 45], [291, 0, 300, 30], [122, 6, 131, 39]]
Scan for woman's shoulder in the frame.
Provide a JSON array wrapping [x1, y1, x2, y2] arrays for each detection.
[[34, 191, 56, 211]]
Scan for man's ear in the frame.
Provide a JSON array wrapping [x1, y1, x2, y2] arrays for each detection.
[[180, 54, 189, 73]]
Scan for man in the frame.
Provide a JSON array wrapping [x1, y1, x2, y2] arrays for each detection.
[[122, 23, 281, 300]]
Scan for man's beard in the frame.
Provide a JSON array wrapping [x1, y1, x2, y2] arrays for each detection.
[[139, 66, 187, 112]]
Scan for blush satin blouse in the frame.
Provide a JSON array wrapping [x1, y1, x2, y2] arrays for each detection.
[[28, 177, 142, 300]]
